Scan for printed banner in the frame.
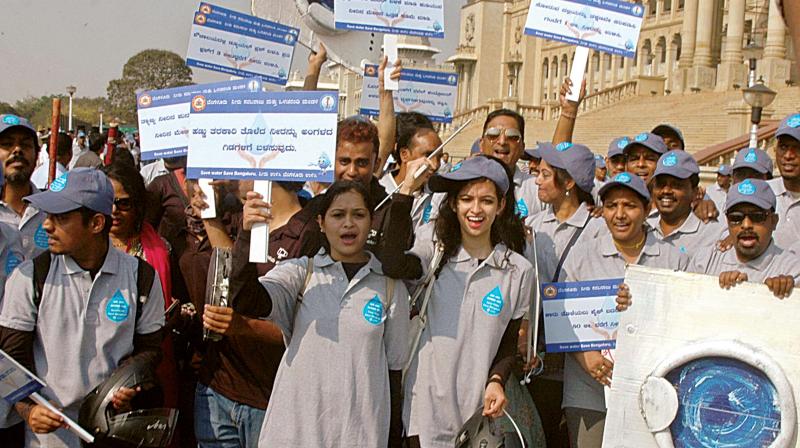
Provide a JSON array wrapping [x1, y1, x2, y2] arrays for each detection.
[[541, 278, 623, 352], [187, 2, 299, 85], [360, 64, 457, 123], [524, 0, 644, 58], [334, 0, 445, 38], [137, 79, 263, 161], [187, 90, 338, 182], [0, 349, 44, 404]]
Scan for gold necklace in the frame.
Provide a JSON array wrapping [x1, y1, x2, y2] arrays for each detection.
[[613, 234, 646, 251]]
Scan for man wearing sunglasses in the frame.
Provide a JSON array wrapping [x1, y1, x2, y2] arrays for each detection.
[[689, 179, 799, 298], [479, 109, 544, 219]]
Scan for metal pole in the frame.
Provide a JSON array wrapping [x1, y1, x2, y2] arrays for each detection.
[[749, 106, 762, 148], [67, 94, 73, 132], [99, 113, 103, 133]]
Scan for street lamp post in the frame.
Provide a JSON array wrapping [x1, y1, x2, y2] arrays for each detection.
[[98, 106, 105, 133], [66, 85, 77, 132], [742, 41, 763, 88], [742, 78, 777, 148]]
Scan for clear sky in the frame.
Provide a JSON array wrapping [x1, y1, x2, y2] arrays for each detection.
[[0, 0, 463, 103]]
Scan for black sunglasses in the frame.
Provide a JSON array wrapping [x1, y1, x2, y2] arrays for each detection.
[[113, 197, 134, 212], [726, 210, 771, 225]]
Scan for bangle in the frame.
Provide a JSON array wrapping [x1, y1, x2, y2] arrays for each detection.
[[486, 376, 505, 389]]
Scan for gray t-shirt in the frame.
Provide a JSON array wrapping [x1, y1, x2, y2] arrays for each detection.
[[257, 252, 409, 448], [690, 241, 800, 284], [0, 185, 47, 259], [768, 178, 800, 250], [0, 248, 165, 448], [403, 241, 532, 448], [646, 211, 725, 257], [560, 231, 690, 412], [514, 167, 546, 221]]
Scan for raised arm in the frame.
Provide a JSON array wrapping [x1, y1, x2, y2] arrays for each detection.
[[302, 43, 328, 91], [552, 78, 586, 145], [375, 56, 402, 176]]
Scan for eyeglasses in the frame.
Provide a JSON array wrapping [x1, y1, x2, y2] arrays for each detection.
[[484, 127, 522, 143], [113, 197, 134, 212], [726, 211, 770, 225]]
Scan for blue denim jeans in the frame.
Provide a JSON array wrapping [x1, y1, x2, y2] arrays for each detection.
[[194, 383, 266, 448]]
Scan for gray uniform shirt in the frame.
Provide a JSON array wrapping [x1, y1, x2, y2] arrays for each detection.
[[646, 211, 725, 257], [0, 223, 25, 429], [0, 185, 47, 259], [690, 242, 800, 284], [378, 172, 436, 230], [403, 242, 532, 448], [769, 178, 800, 250], [257, 252, 409, 448], [514, 167, 545, 221], [706, 182, 728, 214], [0, 248, 165, 448], [560, 231, 689, 412]]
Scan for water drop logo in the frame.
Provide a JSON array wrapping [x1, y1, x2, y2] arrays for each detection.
[[309, 152, 332, 173], [556, 142, 573, 152], [515, 198, 529, 218], [231, 37, 250, 63], [614, 172, 632, 184], [247, 113, 272, 155], [635, 132, 649, 143], [2, 115, 20, 126], [744, 149, 757, 163], [432, 21, 443, 32], [625, 39, 635, 50], [662, 153, 678, 167], [481, 286, 504, 317], [284, 33, 295, 45], [380, 1, 400, 18], [4, 252, 20, 275], [105, 289, 130, 323], [422, 203, 433, 223], [278, 68, 287, 79], [34, 224, 49, 249], [575, 7, 595, 32], [617, 138, 629, 149], [447, 75, 457, 86], [49, 173, 68, 192], [787, 114, 800, 128], [451, 161, 463, 172], [738, 180, 756, 196], [362, 295, 385, 325], [443, 107, 452, 118]]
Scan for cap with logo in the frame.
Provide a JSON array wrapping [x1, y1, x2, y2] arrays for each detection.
[[651, 124, 685, 149], [429, 156, 510, 195], [725, 179, 776, 212], [594, 154, 606, 169], [77, 130, 86, 138], [598, 171, 651, 202], [732, 147, 773, 174], [539, 142, 596, 194], [24, 168, 114, 215], [523, 142, 551, 161], [0, 114, 40, 150], [624, 132, 669, 156], [607, 136, 630, 158], [775, 113, 800, 142], [717, 164, 732, 176], [652, 150, 699, 180]]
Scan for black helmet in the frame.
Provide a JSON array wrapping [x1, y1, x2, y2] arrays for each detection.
[[454, 408, 526, 448], [78, 357, 178, 447]]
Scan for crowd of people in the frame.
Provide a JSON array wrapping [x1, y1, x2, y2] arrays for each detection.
[[0, 43, 798, 448]]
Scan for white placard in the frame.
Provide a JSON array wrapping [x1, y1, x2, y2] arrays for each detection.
[[334, 0, 445, 38], [360, 65, 458, 123]]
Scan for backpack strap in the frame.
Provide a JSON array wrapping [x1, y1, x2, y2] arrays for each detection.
[[32, 252, 53, 311], [135, 257, 156, 326]]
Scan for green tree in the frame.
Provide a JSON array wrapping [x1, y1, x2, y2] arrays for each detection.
[[107, 49, 193, 124], [0, 102, 18, 115]]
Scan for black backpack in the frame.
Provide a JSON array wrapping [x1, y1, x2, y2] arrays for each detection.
[[31, 252, 155, 325]]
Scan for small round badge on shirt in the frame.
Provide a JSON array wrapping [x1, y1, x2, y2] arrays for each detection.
[[481, 286, 504, 317], [106, 289, 130, 323], [556, 142, 573, 152], [744, 149, 757, 163], [49, 173, 68, 192], [34, 224, 49, 249], [662, 153, 678, 167], [614, 172, 632, 184], [635, 133, 649, 142], [738, 180, 756, 196], [515, 198, 529, 218], [363, 295, 385, 326]]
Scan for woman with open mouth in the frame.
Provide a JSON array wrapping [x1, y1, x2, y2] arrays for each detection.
[[239, 181, 410, 448], [381, 155, 533, 448]]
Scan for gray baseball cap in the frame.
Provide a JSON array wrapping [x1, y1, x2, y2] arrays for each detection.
[[652, 150, 699, 180], [651, 124, 685, 149], [594, 154, 606, 169], [24, 168, 114, 215], [0, 114, 40, 150], [607, 137, 630, 158], [718, 164, 732, 176], [598, 172, 651, 202], [540, 142, 596, 194], [429, 155, 510, 195], [624, 132, 669, 156], [523, 142, 551, 161], [733, 147, 773, 174], [725, 179, 776, 212], [775, 113, 800, 142]]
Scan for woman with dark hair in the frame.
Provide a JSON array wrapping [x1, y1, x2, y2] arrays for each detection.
[[238, 181, 409, 448], [101, 162, 180, 413], [382, 155, 534, 448]]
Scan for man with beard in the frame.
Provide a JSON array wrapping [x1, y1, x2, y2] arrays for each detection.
[[768, 114, 800, 250], [0, 115, 47, 258], [689, 179, 799, 298], [647, 151, 725, 256]]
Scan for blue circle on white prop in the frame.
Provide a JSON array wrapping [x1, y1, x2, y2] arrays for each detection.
[[49, 173, 68, 192], [320, 95, 336, 112], [625, 39, 635, 50], [738, 180, 756, 195], [615, 172, 632, 183], [106, 290, 130, 323], [663, 153, 678, 167], [481, 286, 504, 317], [2, 115, 20, 126], [362, 295, 385, 325], [787, 114, 800, 128], [556, 142, 573, 152], [744, 149, 757, 163], [666, 357, 781, 447], [636, 132, 649, 142]]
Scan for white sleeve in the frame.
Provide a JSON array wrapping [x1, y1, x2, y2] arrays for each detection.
[[259, 257, 308, 337], [0, 261, 36, 332]]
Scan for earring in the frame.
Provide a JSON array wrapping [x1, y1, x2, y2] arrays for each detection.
[[566, 190, 570, 197]]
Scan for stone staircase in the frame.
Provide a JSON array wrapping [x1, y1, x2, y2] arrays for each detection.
[[445, 85, 800, 159]]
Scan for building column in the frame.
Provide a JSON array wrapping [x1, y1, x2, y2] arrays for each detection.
[[587, 51, 596, 94], [611, 55, 619, 86], [689, 0, 717, 89], [764, 0, 787, 59], [675, 0, 699, 92], [624, 55, 632, 82], [716, 0, 747, 90], [599, 54, 607, 90], [665, 44, 676, 91]]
